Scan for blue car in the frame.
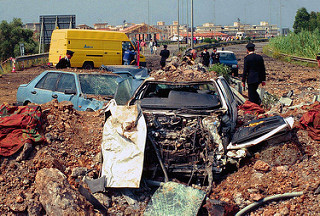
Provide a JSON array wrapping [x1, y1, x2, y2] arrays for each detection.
[[217, 51, 240, 76], [16, 70, 125, 111]]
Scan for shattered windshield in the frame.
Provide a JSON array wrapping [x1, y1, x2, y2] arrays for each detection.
[[79, 74, 120, 96], [136, 82, 221, 109], [219, 52, 236, 61]]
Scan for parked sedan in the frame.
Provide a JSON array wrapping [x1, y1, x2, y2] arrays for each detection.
[[16, 70, 124, 111], [217, 50, 240, 76]]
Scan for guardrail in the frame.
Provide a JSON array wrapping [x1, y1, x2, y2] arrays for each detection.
[[280, 53, 317, 64], [15, 53, 48, 70], [194, 38, 269, 51], [266, 49, 318, 65], [0, 53, 49, 73], [15, 53, 48, 63]]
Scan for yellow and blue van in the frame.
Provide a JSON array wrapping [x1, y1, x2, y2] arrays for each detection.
[[49, 29, 146, 69]]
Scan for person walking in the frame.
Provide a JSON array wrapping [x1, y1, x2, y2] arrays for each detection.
[[242, 42, 266, 105], [200, 48, 210, 67], [160, 45, 170, 68], [56, 50, 74, 69]]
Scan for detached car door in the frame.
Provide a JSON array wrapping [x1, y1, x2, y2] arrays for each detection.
[[216, 77, 237, 131]]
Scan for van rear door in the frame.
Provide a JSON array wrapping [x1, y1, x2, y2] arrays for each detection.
[[49, 31, 67, 66]]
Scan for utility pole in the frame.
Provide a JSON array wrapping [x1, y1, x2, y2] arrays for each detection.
[[213, 0, 215, 39], [177, 0, 180, 50], [148, 0, 150, 40], [279, 0, 282, 36], [186, 0, 189, 46], [191, 0, 194, 49]]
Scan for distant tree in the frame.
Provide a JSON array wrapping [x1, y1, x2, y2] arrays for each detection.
[[0, 18, 38, 61], [309, 11, 319, 32], [293, 7, 310, 33]]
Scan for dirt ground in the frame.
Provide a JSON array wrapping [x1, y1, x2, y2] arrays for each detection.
[[1, 43, 320, 215]]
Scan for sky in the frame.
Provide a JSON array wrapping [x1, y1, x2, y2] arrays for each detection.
[[0, 0, 319, 29]]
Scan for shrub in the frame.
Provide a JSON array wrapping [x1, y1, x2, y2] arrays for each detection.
[[209, 63, 231, 81], [266, 29, 320, 59], [203, 38, 212, 44]]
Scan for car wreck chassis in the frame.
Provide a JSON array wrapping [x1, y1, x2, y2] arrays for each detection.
[[143, 108, 231, 187]]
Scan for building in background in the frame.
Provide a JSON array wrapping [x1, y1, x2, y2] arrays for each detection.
[[24, 23, 41, 32], [76, 24, 94, 29]]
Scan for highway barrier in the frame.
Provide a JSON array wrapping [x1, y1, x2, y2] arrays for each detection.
[[15, 53, 48, 70], [265, 48, 318, 66]]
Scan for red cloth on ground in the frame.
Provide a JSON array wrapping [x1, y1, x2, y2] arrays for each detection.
[[238, 100, 265, 115], [0, 104, 45, 156], [299, 101, 320, 140]]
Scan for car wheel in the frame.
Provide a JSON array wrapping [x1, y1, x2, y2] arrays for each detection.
[[85, 108, 94, 112], [23, 101, 30, 106], [83, 62, 94, 70]]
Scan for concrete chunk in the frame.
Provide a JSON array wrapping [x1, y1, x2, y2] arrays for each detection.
[[279, 97, 293, 106]]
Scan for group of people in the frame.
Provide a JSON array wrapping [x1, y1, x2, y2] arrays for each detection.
[[140, 39, 159, 55], [122, 43, 170, 68], [199, 47, 220, 67], [56, 42, 266, 107], [198, 43, 266, 106]]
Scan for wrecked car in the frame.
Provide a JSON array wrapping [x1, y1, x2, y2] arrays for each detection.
[[100, 64, 149, 80], [102, 76, 293, 188], [16, 70, 125, 111]]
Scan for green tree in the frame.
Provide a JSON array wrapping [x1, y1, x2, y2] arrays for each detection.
[[293, 7, 310, 33], [0, 18, 38, 61], [309, 11, 319, 32]]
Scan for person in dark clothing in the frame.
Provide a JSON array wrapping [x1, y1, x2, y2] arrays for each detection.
[[211, 48, 220, 64], [160, 45, 170, 68], [56, 50, 74, 69], [242, 42, 266, 105], [123, 46, 136, 65], [200, 48, 210, 67]]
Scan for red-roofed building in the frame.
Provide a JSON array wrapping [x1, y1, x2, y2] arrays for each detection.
[[121, 23, 163, 41]]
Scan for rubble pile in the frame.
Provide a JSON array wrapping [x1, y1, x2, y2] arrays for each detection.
[[1, 43, 320, 215], [150, 56, 217, 82], [0, 100, 105, 215]]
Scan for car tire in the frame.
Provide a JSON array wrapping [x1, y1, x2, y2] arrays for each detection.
[[83, 62, 94, 70], [85, 108, 94, 112], [23, 101, 30, 106]]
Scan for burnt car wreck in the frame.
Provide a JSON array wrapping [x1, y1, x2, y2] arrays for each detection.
[[101, 76, 294, 190]]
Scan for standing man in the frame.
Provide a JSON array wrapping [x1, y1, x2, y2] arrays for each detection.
[[123, 46, 136, 65], [211, 47, 220, 64], [242, 43, 266, 105], [160, 45, 170, 68], [149, 39, 154, 55], [200, 48, 210, 67], [56, 50, 74, 69]]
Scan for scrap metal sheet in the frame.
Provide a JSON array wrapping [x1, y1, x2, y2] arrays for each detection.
[[144, 182, 206, 216], [101, 100, 147, 188]]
